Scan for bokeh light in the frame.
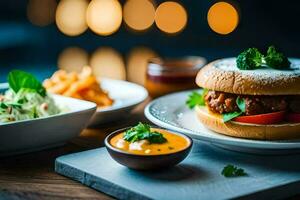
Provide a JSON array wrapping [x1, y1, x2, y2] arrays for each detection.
[[123, 0, 156, 31], [155, 1, 187, 34], [27, 0, 57, 26], [86, 0, 122, 36], [90, 47, 126, 80], [55, 0, 88, 36], [207, 2, 239, 35], [127, 47, 159, 85], [58, 47, 89, 72]]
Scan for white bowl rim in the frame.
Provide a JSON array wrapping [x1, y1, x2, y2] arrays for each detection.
[[95, 78, 148, 113], [0, 82, 97, 127]]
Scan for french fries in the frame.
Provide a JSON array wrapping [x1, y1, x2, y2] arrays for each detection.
[[43, 66, 113, 108]]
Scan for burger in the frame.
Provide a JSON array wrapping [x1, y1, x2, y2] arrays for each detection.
[[189, 46, 300, 140]]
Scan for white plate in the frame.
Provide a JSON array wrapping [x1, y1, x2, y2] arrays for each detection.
[[88, 78, 148, 126], [145, 90, 300, 154], [0, 92, 97, 156]]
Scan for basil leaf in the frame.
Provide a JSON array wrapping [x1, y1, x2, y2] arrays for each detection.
[[186, 89, 208, 109], [236, 97, 246, 112], [8, 70, 46, 97], [223, 111, 242, 122], [0, 102, 8, 109]]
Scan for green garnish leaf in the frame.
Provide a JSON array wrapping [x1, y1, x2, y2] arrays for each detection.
[[264, 46, 291, 69], [0, 102, 8, 109], [236, 97, 246, 113], [123, 122, 167, 144], [222, 96, 245, 122], [236, 48, 263, 70], [186, 89, 208, 109], [222, 164, 247, 177], [236, 46, 291, 70], [223, 111, 242, 122], [8, 70, 46, 97]]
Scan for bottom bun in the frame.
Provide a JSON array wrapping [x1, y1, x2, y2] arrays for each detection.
[[195, 106, 300, 140]]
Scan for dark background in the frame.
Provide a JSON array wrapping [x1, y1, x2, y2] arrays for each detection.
[[0, 0, 299, 82]]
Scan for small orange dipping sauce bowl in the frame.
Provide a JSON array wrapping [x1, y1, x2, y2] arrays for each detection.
[[105, 127, 193, 170], [145, 56, 206, 98]]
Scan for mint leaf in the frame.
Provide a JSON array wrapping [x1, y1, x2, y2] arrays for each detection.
[[123, 122, 167, 144], [222, 164, 247, 177], [236, 97, 246, 112], [186, 89, 208, 109], [223, 111, 242, 122], [8, 70, 46, 97]]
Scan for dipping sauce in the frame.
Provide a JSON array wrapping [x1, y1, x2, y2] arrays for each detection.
[[110, 128, 190, 155], [145, 57, 206, 97]]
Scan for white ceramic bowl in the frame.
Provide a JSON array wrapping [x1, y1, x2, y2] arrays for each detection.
[[88, 78, 148, 126], [0, 94, 97, 156]]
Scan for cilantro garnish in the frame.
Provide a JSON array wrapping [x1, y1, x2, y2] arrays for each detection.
[[186, 89, 208, 109], [222, 164, 247, 177], [123, 122, 167, 144]]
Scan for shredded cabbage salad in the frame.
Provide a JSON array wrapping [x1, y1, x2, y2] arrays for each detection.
[[0, 70, 61, 123]]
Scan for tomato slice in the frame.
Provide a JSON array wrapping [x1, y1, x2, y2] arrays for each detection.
[[232, 111, 285, 125], [286, 113, 300, 123]]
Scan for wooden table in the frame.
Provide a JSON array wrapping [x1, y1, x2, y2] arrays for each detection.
[[0, 101, 149, 200], [1, 99, 299, 200]]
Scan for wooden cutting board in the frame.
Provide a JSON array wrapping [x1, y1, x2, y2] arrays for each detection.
[[55, 141, 300, 200]]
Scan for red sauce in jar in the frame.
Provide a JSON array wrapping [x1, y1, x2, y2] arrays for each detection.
[[145, 57, 206, 97]]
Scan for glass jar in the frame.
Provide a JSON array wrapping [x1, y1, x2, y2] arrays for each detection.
[[145, 56, 206, 98]]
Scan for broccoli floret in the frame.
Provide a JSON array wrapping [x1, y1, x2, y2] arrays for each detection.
[[236, 46, 291, 70], [264, 46, 291, 69], [236, 48, 263, 70]]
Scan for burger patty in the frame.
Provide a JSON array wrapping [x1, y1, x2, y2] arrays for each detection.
[[205, 90, 290, 115], [288, 96, 300, 113], [204, 91, 239, 114]]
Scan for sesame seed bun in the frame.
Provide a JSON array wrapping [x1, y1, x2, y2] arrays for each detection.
[[196, 58, 300, 95]]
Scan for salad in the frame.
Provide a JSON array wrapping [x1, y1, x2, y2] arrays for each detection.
[[0, 70, 61, 123]]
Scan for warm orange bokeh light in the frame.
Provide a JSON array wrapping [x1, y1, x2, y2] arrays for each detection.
[[86, 0, 122, 36], [27, 0, 57, 26], [90, 47, 126, 80], [55, 0, 88, 36], [123, 0, 155, 31], [155, 1, 187, 34], [58, 47, 89, 72], [127, 47, 159, 85], [207, 2, 239, 35]]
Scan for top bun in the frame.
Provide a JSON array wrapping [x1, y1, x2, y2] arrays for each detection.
[[196, 57, 300, 95]]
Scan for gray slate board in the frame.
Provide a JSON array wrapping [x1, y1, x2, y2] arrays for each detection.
[[55, 141, 300, 200]]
